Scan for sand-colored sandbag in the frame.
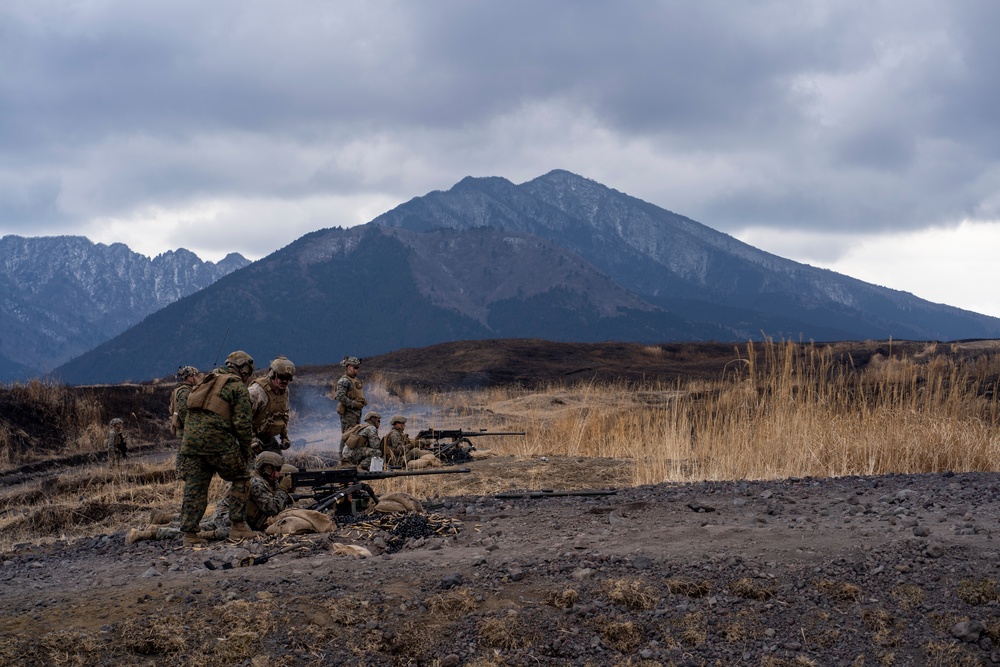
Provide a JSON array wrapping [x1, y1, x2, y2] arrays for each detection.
[[406, 456, 432, 470], [378, 492, 424, 513], [470, 448, 496, 459], [373, 499, 408, 513], [264, 508, 335, 535], [331, 543, 372, 558]]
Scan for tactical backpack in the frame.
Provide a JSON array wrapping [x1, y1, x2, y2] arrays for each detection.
[[341, 423, 366, 450]]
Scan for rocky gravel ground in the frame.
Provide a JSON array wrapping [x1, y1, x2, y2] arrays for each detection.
[[4, 467, 1000, 665]]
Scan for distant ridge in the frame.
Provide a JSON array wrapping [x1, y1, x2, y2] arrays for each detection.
[[54, 171, 1000, 384], [0, 235, 248, 381]]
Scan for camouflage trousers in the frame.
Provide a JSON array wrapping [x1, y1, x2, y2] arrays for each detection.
[[176, 451, 250, 534], [151, 504, 232, 541], [341, 445, 380, 470], [340, 410, 361, 433]]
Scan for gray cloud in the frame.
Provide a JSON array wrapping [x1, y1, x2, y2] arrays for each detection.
[[2, 0, 999, 268]]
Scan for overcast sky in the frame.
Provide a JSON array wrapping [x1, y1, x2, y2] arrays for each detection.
[[3, 1, 1000, 317]]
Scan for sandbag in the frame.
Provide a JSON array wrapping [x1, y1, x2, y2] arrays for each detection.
[[375, 492, 423, 513], [331, 543, 372, 558], [264, 508, 335, 535]]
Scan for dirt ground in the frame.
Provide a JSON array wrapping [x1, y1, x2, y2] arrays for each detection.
[[4, 453, 1000, 666]]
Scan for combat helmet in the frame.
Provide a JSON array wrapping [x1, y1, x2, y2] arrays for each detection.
[[269, 355, 295, 378], [176, 365, 199, 379], [340, 355, 362, 367], [254, 450, 283, 472], [365, 412, 382, 424], [225, 350, 255, 376], [110, 417, 124, 426], [390, 415, 406, 426]]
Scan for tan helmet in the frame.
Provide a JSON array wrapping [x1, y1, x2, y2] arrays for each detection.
[[280, 464, 299, 474], [225, 350, 255, 376], [340, 355, 362, 367], [269, 355, 295, 378], [176, 365, 199, 379], [254, 450, 283, 472], [365, 412, 382, 424], [390, 414, 406, 426]]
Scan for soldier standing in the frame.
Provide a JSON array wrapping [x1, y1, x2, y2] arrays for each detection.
[[107, 417, 128, 468], [334, 356, 366, 433], [249, 355, 295, 454], [169, 365, 200, 441], [341, 412, 382, 470], [176, 350, 258, 547]]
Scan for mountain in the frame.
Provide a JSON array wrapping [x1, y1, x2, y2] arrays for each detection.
[[0, 235, 249, 381], [54, 171, 1000, 384]]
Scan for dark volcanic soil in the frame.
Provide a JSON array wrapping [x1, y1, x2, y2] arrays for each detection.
[[3, 458, 1000, 666]]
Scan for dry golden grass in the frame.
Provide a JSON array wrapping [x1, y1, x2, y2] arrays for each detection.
[[957, 578, 998, 606], [420, 341, 1000, 484], [602, 578, 659, 610], [0, 459, 224, 550]]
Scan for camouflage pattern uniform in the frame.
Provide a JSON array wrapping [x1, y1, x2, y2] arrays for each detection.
[[334, 356, 365, 432], [148, 497, 233, 541], [177, 364, 254, 535], [107, 419, 127, 467], [249, 377, 291, 454], [169, 365, 199, 440], [245, 469, 294, 530], [341, 414, 381, 469], [383, 427, 431, 467]]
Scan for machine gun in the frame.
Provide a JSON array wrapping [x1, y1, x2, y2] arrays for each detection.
[[291, 467, 471, 515], [414, 428, 526, 463]]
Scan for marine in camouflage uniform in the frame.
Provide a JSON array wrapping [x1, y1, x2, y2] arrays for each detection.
[[169, 365, 200, 441], [245, 451, 295, 530], [128, 452, 295, 544], [107, 418, 127, 468], [334, 355, 366, 432], [249, 356, 295, 455], [176, 350, 257, 547], [341, 412, 382, 470], [382, 415, 434, 467]]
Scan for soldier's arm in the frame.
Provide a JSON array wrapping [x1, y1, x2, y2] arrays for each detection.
[[250, 476, 293, 517], [177, 387, 190, 425], [248, 382, 267, 418], [334, 378, 351, 405], [226, 381, 255, 451]]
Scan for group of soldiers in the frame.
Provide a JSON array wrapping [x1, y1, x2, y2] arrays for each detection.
[[333, 355, 435, 470], [127, 350, 297, 546], [126, 351, 435, 548]]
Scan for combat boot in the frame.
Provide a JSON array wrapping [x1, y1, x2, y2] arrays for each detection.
[[149, 509, 173, 525], [228, 521, 262, 540], [197, 530, 218, 540], [182, 532, 208, 547], [125, 527, 158, 545]]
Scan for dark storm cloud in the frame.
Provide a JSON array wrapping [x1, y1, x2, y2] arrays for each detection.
[[1, 0, 999, 249]]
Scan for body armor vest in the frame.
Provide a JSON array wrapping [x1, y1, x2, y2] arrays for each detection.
[[186, 372, 239, 420], [251, 377, 290, 438]]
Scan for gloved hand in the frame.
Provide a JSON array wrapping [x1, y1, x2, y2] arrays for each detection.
[[250, 439, 264, 456], [280, 438, 290, 450], [278, 474, 293, 493], [356, 397, 367, 407]]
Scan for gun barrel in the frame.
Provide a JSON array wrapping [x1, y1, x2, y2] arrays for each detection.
[[360, 467, 472, 479]]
